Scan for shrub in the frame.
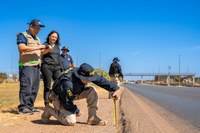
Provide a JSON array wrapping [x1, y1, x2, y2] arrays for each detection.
[[0, 73, 8, 83], [94, 68, 110, 80]]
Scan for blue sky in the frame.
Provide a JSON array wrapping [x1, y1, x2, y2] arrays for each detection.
[[0, 0, 200, 79]]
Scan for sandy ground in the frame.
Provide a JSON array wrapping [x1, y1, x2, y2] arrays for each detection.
[[0, 90, 118, 133], [0, 86, 200, 133]]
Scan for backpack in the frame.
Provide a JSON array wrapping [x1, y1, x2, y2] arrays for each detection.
[[52, 69, 74, 95], [112, 63, 119, 74]]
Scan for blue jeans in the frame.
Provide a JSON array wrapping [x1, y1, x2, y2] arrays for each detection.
[[18, 65, 40, 110]]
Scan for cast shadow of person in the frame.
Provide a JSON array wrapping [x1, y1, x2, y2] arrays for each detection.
[[2, 106, 44, 114], [31, 119, 87, 125]]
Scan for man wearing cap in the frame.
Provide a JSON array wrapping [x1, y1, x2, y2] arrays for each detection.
[[108, 57, 123, 98], [17, 19, 52, 114], [60, 46, 75, 71], [109, 57, 124, 83], [41, 63, 121, 126], [108, 57, 124, 98]]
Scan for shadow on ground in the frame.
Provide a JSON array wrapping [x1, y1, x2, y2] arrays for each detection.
[[2, 109, 19, 114], [32, 119, 87, 125], [31, 119, 61, 125], [1, 106, 44, 114]]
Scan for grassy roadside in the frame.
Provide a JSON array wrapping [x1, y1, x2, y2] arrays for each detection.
[[0, 82, 44, 112], [0, 82, 107, 112]]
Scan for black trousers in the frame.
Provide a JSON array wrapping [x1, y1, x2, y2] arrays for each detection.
[[18, 65, 40, 110], [41, 64, 61, 105]]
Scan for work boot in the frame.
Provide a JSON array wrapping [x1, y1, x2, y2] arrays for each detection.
[[41, 105, 52, 123], [87, 115, 107, 126]]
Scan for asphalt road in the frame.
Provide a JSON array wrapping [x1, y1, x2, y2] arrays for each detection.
[[124, 84, 200, 129]]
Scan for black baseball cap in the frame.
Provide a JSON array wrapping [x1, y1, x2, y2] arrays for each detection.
[[27, 19, 45, 27]]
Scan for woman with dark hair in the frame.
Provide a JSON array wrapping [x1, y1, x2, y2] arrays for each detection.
[[41, 31, 63, 106]]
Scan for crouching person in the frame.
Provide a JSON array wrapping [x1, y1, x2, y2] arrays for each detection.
[[41, 63, 121, 126]]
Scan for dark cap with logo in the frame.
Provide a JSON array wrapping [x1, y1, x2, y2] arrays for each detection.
[[27, 19, 45, 28], [74, 63, 98, 81], [61, 46, 70, 52]]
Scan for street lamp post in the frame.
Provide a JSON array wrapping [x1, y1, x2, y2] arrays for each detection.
[[178, 55, 181, 86]]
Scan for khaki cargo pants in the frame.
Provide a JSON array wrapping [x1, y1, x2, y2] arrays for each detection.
[[43, 85, 99, 125]]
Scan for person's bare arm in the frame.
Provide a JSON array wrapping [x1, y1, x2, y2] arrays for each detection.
[[112, 87, 123, 100], [18, 43, 46, 52], [41, 45, 53, 55], [71, 63, 75, 68]]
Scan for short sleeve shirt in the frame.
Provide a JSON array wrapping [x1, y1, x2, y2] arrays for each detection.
[[17, 34, 27, 45], [17, 31, 36, 45], [60, 54, 74, 71]]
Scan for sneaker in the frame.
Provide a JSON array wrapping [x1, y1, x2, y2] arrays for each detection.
[[87, 116, 107, 126], [30, 107, 40, 113], [19, 108, 33, 115]]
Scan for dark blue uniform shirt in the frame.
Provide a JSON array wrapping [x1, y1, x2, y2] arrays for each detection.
[[53, 70, 119, 114], [109, 62, 123, 78], [60, 54, 74, 71]]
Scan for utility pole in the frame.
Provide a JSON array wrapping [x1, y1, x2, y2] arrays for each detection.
[[186, 67, 189, 73], [168, 66, 171, 74], [178, 55, 181, 86], [11, 53, 13, 74], [99, 52, 101, 68]]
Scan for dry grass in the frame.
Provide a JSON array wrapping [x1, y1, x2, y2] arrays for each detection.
[[0, 82, 107, 112], [0, 82, 44, 112]]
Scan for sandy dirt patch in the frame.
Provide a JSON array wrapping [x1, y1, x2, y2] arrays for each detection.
[[0, 89, 119, 133]]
